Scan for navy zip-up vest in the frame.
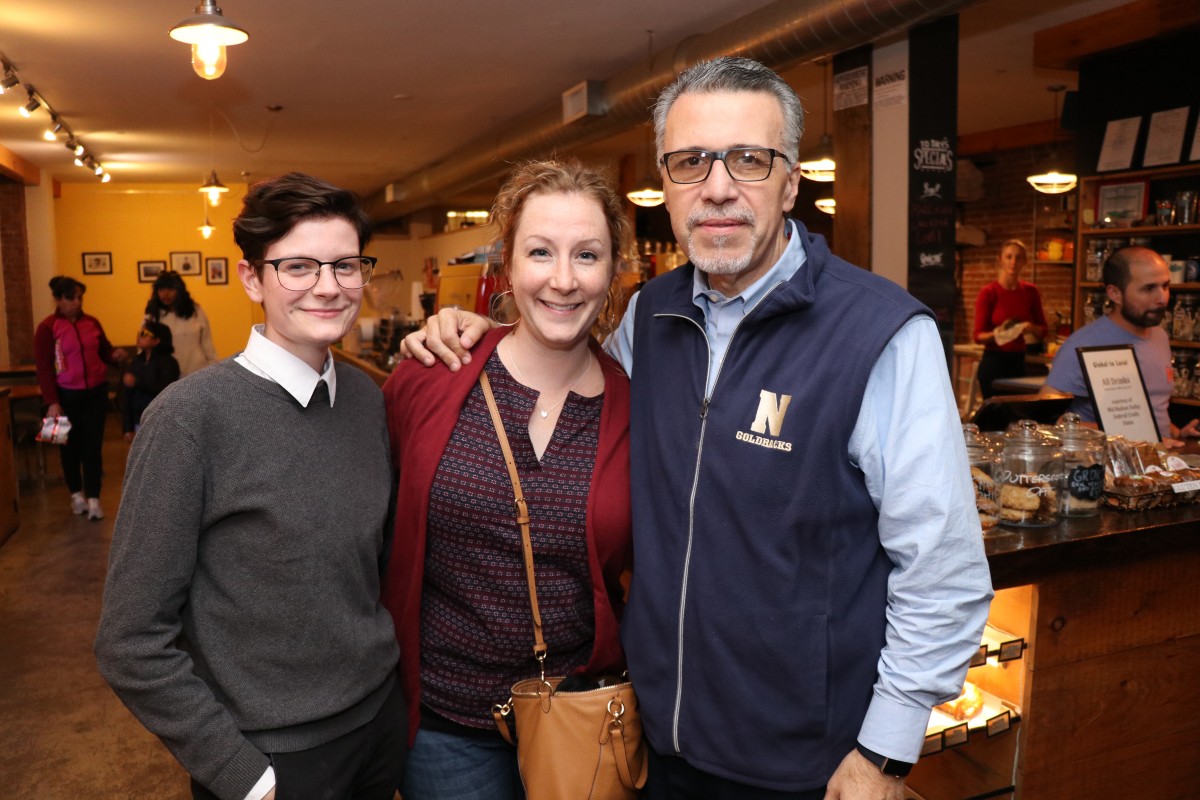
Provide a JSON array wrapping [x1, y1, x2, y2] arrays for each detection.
[[621, 225, 931, 791]]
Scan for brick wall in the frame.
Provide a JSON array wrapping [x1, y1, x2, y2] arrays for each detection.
[[957, 141, 1078, 345], [0, 181, 34, 364]]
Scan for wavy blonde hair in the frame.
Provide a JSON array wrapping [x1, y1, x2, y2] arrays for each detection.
[[491, 158, 636, 335]]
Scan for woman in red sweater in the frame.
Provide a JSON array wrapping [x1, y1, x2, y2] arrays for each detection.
[[973, 239, 1047, 397], [33, 276, 125, 519], [382, 159, 634, 800]]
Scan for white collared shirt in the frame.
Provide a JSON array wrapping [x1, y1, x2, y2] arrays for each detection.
[[235, 324, 337, 407]]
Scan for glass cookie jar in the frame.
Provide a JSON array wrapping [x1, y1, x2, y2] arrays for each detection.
[[963, 423, 1001, 534], [997, 420, 1066, 527], [1055, 414, 1107, 517]]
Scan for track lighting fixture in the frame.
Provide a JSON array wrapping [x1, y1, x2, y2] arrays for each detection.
[[93, 162, 104, 176], [44, 118, 63, 141], [101, 172, 112, 183], [19, 94, 40, 117], [0, 70, 18, 93], [170, 0, 249, 80]]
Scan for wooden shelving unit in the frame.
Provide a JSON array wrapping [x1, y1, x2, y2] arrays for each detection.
[[1075, 163, 1200, 406]]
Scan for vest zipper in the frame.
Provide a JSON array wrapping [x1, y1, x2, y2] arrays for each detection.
[[653, 280, 786, 754]]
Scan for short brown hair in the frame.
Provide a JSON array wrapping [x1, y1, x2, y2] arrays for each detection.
[[233, 172, 372, 266]]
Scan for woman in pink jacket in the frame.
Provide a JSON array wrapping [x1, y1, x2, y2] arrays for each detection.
[[34, 276, 124, 520]]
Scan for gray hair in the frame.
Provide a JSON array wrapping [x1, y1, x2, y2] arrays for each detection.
[[652, 56, 805, 164]]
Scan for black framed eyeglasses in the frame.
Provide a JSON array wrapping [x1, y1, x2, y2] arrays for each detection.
[[661, 148, 790, 184], [257, 256, 377, 291]]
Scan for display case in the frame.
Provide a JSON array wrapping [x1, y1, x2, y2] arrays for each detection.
[[906, 592, 1029, 800], [1074, 163, 1200, 406]]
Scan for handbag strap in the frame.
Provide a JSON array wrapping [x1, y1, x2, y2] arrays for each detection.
[[479, 372, 548, 667]]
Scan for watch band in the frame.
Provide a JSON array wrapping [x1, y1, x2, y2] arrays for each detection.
[[856, 743, 914, 778]]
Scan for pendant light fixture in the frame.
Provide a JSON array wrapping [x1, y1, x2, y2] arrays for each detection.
[[799, 59, 836, 182], [169, 0, 249, 81], [1027, 85, 1077, 195], [627, 30, 664, 208], [814, 190, 836, 215], [200, 110, 229, 206]]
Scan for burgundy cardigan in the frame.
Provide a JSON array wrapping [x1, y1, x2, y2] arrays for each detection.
[[381, 327, 633, 742]]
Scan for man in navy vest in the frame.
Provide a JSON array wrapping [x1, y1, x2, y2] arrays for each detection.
[[406, 57, 992, 800]]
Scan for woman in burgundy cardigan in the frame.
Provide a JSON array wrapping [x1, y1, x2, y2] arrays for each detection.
[[382, 159, 634, 800], [973, 239, 1048, 397]]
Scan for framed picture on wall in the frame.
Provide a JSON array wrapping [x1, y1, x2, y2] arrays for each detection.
[[138, 260, 166, 283], [1096, 180, 1148, 226], [205, 257, 229, 285], [82, 252, 112, 275], [170, 251, 202, 276]]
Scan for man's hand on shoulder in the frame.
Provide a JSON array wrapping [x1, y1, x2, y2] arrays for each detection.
[[398, 307, 493, 371], [824, 748, 905, 800]]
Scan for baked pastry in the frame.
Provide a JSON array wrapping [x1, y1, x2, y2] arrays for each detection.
[[999, 477, 1057, 525], [936, 682, 984, 721]]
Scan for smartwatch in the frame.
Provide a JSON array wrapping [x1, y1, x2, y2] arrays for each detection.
[[855, 743, 914, 778]]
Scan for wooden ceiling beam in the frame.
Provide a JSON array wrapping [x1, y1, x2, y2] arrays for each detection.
[[1034, 0, 1200, 70], [0, 143, 40, 185], [959, 120, 1063, 157]]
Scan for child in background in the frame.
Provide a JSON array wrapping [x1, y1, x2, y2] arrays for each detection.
[[122, 321, 180, 442]]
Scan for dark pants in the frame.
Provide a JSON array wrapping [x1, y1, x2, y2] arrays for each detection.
[[56, 384, 109, 497], [190, 677, 408, 800], [643, 749, 825, 800], [976, 350, 1026, 399]]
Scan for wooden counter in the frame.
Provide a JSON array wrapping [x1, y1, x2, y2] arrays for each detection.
[[911, 506, 1200, 800]]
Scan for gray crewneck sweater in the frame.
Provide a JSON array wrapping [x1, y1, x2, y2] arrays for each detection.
[[95, 359, 399, 800]]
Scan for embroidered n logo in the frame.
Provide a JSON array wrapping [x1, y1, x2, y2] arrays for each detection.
[[750, 390, 792, 437]]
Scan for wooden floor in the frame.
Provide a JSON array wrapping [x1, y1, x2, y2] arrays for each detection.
[[0, 416, 192, 799]]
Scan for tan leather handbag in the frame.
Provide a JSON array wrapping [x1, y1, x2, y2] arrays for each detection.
[[479, 372, 647, 800]]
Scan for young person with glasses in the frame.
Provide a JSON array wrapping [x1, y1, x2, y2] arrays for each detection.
[[96, 172, 406, 800], [404, 57, 992, 800], [120, 320, 180, 442]]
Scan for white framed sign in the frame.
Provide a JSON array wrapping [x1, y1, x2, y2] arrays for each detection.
[[1077, 345, 1160, 442]]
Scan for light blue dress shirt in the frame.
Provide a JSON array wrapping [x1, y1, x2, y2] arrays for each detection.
[[606, 221, 993, 762]]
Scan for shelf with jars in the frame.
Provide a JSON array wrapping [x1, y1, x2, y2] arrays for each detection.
[[1075, 163, 1200, 329], [1032, 193, 1077, 280]]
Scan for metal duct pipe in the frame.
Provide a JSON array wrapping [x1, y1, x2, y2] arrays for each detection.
[[366, 0, 974, 220]]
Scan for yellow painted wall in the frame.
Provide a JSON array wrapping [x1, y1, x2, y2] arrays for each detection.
[[51, 183, 497, 353], [53, 182, 255, 354]]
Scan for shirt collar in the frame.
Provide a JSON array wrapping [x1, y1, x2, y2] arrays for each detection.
[[239, 324, 337, 407], [691, 219, 807, 311]]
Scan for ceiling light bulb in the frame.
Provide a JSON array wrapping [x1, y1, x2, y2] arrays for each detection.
[[74, 143, 85, 156], [74, 155, 85, 167], [1026, 170, 1077, 195], [19, 96, 40, 117], [815, 196, 836, 215], [199, 217, 215, 238], [798, 133, 836, 182], [93, 162, 104, 176], [170, 1, 249, 81], [192, 42, 227, 80], [101, 172, 112, 183], [627, 186, 665, 207], [200, 169, 229, 205], [44, 121, 63, 141]]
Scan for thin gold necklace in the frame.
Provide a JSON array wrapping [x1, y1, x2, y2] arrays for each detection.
[[505, 348, 593, 419]]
